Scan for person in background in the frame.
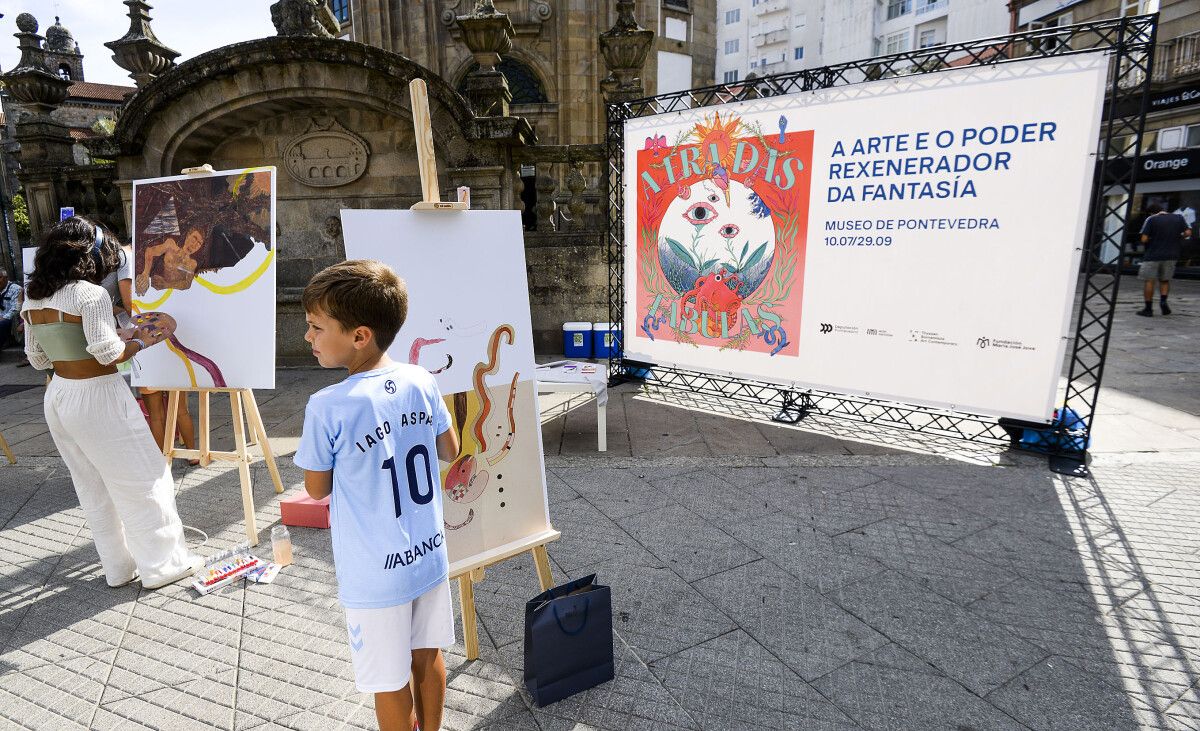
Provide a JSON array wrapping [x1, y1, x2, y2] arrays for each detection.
[[0, 268, 21, 354], [1137, 203, 1191, 317], [21, 217, 202, 589]]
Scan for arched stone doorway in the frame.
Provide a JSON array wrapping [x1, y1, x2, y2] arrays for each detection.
[[115, 37, 533, 364]]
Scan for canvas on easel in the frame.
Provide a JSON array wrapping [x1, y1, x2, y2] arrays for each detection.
[[130, 166, 283, 545], [339, 78, 556, 661]]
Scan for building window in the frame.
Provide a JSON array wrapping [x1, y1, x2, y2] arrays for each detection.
[[795, 13, 807, 27], [724, 70, 740, 83], [887, 0, 912, 20], [57, 64, 73, 81], [918, 29, 937, 48], [750, 60, 758, 68], [1028, 13, 1072, 52], [725, 39, 739, 54], [1121, 0, 1159, 15], [1187, 125, 1200, 148], [752, 0, 759, 6], [884, 31, 910, 54], [794, 47, 804, 60], [328, 0, 350, 23], [725, 9, 740, 24], [663, 0, 690, 9], [458, 57, 549, 105]]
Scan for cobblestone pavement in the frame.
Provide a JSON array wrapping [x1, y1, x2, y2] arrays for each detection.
[[0, 282, 1197, 730]]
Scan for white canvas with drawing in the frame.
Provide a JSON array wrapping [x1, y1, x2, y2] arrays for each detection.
[[341, 209, 551, 566]]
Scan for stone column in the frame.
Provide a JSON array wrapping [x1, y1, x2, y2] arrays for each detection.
[[599, 0, 654, 105], [1, 13, 73, 239], [454, 1, 514, 117], [105, 1, 180, 87]]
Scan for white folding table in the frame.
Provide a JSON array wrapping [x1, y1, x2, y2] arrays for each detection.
[[536, 361, 608, 452]]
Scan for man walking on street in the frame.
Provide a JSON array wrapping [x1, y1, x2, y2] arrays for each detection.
[[1137, 204, 1191, 317]]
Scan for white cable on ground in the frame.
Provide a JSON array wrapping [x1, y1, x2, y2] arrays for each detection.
[[182, 524, 209, 549]]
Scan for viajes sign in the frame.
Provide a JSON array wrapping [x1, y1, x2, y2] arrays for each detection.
[[622, 55, 1108, 421]]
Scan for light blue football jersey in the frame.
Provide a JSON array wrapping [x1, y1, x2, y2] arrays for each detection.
[[294, 363, 453, 608]]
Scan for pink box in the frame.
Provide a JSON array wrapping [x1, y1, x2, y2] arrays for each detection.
[[280, 491, 330, 529]]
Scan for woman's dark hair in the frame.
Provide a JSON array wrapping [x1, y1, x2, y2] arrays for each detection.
[[26, 217, 122, 300]]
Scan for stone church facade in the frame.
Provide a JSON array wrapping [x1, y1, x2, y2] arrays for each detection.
[[3, 0, 715, 361]]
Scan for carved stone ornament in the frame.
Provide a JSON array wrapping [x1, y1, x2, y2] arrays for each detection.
[[270, 0, 339, 38], [283, 117, 370, 188]]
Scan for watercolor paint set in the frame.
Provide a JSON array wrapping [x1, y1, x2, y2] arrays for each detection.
[[192, 544, 268, 595]]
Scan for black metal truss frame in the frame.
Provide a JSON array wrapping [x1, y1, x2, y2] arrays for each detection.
[[605, 15, 1157, 466]]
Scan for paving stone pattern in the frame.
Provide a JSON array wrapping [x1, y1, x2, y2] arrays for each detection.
[[1, 284, 1199, 729]]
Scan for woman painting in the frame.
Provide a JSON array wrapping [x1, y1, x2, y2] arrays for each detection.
[[22, 217, 202, 589]]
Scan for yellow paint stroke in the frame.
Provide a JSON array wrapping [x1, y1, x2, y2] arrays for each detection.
[[165, 338, 199, 388], [194, 248, 275, 295], [131, 288, 174, 312]]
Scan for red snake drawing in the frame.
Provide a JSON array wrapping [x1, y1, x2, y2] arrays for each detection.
[[472, 325, 514, 451], [408, 337, 452, 374]]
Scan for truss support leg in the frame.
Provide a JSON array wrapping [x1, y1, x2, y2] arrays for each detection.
[[772, 390, 810, 425], [1048, 451, 1090, 478]]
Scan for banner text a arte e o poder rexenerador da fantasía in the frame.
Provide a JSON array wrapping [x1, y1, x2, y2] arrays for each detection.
[[623, 54, 1108, 422]]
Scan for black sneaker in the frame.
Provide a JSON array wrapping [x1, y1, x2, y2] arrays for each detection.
[[1136, 307, 1153, 317], [1161, 302, 1171, 316]]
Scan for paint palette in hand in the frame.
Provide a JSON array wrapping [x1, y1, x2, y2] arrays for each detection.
[[130, 311, 177, 347]]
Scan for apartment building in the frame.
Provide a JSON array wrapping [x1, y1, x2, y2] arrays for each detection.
[[714, 0, 1009, 84]]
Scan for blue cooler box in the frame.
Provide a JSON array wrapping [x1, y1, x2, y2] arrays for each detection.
[[593, 322, 618, 358], [563, 322, 593, 358]]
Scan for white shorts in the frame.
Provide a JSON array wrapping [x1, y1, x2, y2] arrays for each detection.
[[344, 580, 456, 693]]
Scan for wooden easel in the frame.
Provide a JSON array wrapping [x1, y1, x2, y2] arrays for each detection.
[[406, 78, 559, 660], [147, 162, 284, 546], [0, 430, 14, 464], [161, 388, 284, 545]]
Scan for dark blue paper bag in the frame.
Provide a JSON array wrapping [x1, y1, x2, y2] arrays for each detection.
[[523, 573, 614, 706]]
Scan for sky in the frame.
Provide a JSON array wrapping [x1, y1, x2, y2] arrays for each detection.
[[0, 1, 277, 86]]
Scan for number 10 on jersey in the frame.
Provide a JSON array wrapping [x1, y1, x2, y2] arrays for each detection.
[[381, 444, 435, 517]]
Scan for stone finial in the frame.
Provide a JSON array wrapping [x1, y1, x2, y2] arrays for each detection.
[[454, 1, 516, 117], [104, 0, 180, 87], [270, 0, 340, 38], [599, 0, 655, 104], [2, 13, 72, 116]]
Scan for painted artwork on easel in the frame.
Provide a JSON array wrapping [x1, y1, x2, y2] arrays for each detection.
[[130, 167, 277, 389], [342, 209, 550, 566]]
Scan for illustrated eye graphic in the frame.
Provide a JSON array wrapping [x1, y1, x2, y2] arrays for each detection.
[[707, 192, 721, 203], [714, 273, 724, 282], [718, 223, 740, 239], [683, 202, 718, 225]]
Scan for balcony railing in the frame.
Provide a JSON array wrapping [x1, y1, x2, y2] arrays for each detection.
[[757, 0, 787, 15], [1153, 30, 1200, 83], [754, 29, 789, 47], [915, 0, 948, 17]]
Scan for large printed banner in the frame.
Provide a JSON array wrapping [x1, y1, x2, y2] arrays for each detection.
[[623, 55, 1108, 422]]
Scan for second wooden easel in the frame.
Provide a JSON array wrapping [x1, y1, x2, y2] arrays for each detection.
[[161, 387, 284, 545], [147, 163, 284, 547], [406, 77, 560, 661]]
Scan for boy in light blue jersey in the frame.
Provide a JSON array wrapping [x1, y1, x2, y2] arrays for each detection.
[[294, 260, 459, 731]]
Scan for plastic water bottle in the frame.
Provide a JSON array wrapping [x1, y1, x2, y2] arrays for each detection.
[[271, 525, 293, 566]]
